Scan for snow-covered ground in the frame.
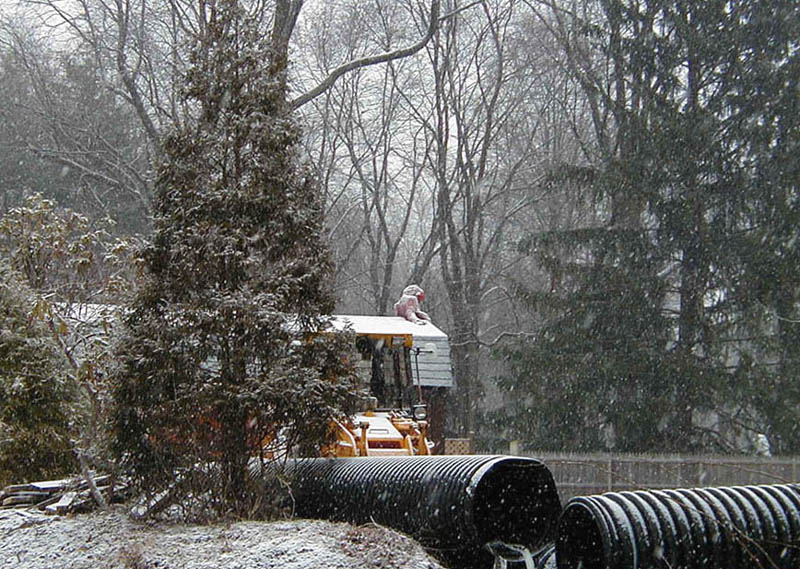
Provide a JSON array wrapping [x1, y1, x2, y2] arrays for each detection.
[[0, 507, 445, 569]]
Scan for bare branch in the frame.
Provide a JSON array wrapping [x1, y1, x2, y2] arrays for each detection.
[[114, 0, 160, 145], [290, 0, 442, 110]]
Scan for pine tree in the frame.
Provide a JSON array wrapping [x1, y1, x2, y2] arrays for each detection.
[[497, 0, 800, 454], [496, 225, 676, 452], [717, 0, 800, 453], [111, 0, 358, 517]]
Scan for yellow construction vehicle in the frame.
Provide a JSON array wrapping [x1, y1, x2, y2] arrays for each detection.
[[322, 315, 452, 457], [325, 401, 433, 457]]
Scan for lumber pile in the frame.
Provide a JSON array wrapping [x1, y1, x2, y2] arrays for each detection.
[[0, 474, 124, 514]]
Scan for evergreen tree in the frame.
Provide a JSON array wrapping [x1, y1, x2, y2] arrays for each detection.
[[497, 0, 800, 453], [497, 225, 676, 452], [111, 0, 358, 517], [0, 263, 75, 486], [718, 0, 800, 453]]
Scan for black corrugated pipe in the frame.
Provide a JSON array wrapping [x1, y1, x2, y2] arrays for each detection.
[[274, 455, 561, 568], [555, 483, 800, 569]]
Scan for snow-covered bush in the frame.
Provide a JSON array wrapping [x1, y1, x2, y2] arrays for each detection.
[[0, 263, 76, 487]]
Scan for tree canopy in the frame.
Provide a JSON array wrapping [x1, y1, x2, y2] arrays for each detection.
[[2, 0, 799, 459]]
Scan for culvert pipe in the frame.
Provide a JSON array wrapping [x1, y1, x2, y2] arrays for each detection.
[[274, 455, 561, 566], [555, 483, 800, 569]]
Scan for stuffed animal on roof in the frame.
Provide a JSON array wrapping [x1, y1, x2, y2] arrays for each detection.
[[394, 284, 430, 325]]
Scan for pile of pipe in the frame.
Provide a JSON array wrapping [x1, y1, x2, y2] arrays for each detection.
[[556, 483, 800, 569], [259, 455, 800, 569]]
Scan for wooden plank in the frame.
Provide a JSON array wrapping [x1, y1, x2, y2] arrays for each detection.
[[44, 492, 79, 514], [2, 483, 36, 494], [28, 479, 75, 491], [2, 492, 49, 506]]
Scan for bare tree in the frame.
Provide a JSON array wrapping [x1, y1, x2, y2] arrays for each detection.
[[294, 1, 439, 314], [3, 0, 442, 232], [20, 0, 442, 125], [408, 0, 557, 436], [0, 19, 153, 228], [296, 1, 579, 436]]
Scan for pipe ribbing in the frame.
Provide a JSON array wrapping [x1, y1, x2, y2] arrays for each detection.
[[556, 483, 800, 569], [278, 455, 561, 556]]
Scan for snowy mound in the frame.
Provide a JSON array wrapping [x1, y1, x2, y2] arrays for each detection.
[[0, 508, 444, 569]]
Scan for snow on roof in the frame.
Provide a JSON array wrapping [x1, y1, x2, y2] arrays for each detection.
[[55, 306, 449, 341], [329, 315, 448, 340]]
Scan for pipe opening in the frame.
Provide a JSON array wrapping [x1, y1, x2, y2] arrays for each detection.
[[556, 502, 605, 569], [472, 459, 561, 547]]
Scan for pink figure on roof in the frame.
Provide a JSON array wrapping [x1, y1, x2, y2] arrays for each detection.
[[394, 284, 430, 325]]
